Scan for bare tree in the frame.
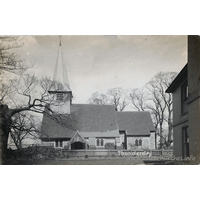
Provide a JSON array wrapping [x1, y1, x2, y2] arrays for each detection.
[[88, 88, 128, 111], [129, 72, 177, 149], [146, 72, 177, 148], [0, 37, 79, 164], [0, 71, 76, 164], [146, 80, 167, 148], [10, 113, 39, 150], [0, 36, 30, 75], [88, 92, 108, 105], [0, 80, 14, 104], [129, 88, 148, 111], [107, 87, 128, 111]]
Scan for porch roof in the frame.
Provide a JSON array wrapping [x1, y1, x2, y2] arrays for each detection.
[[65, 131, 89, 148]]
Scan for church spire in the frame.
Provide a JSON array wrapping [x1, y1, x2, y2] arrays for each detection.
[[59, 35, 62, 46], [52, 36, 71, 92], [48, 36, 72, 114]]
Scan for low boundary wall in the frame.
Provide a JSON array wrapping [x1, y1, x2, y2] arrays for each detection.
[[59, 149, 173, 158], [9, 146, 173, 159]]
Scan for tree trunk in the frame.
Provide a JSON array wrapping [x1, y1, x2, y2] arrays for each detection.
[[159, 123, 163, 149], [155, 129, 157, 149], [167, 115, 173, 148], [0, 104, 11, 164]]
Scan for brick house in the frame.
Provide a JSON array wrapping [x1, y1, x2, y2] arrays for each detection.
[[40, 39, 155, 151]]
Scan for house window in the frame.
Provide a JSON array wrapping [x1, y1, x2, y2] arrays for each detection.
[[182, 83, 188, 100], [55, 140, 63, 148], [181, 81, 188, 115], [182, 127, 189, 158], [139, 139, 142, 146], [186, 86, 188, 98], [56, 93, 64, 101], [96, 139, 104, 147], [135, 139, 138, 146]]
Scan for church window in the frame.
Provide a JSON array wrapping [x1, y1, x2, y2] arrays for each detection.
[[55, 140, 63, 148], [96, 139, 104, 146], [135, 139, 138, 146], [56, 93, 64, 101], [139, 139, 142, 146], [101, 139, 104, 146], [97, 139, 100, 146]]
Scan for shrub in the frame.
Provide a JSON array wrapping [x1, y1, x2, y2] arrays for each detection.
[[105, 143, 115, 149]]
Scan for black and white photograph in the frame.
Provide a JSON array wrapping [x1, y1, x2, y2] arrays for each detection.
[[1, 2, 200, 200], [1, 35, 200, 165]]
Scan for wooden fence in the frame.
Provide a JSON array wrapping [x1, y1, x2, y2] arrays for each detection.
[[151, 150, 173, 157]]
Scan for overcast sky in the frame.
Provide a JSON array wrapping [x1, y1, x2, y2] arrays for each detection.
[[14, 35, 187, 104]]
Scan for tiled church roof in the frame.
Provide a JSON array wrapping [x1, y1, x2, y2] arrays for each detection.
[[71, 104, 118, 132], [117, 111, 155, 136], [40, 104, 155, 140], [40, 104, 119, 139], [40, 112, 76, 140]]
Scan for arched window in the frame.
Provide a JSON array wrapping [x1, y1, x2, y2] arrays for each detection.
[[135, 139, 138, 146], [139, 139, 142, 146], [101, 139, 104, 146], [97, 139, 100, 146]]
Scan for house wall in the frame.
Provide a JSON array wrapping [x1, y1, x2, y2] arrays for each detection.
[[171, 36, 200, 163], [188, 100, 200, 162], [173, 85, 188, 127], [188, 35, 200, 164], [172, 82, 189, 158], [173, 121, 189, 157]]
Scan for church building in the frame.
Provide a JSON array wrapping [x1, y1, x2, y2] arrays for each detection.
[[40, 38, 155, 151]]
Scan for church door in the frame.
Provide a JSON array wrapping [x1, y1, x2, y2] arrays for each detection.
[[71, 142, 85, 150]]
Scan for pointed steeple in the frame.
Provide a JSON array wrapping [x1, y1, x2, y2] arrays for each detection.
[[52, 36, 71, 91], [48, 36, 72, 114], [59, 35, 62, 46]]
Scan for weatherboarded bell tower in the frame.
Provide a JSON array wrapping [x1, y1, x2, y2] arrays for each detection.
[[48, 37, 72, 114]]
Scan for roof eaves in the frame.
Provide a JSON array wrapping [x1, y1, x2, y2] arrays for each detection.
[[166, 63, 188, 93]]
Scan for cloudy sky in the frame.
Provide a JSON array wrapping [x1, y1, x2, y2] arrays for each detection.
[[14, 35, 187, 104]]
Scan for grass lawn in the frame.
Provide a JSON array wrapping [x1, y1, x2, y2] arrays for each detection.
[[5, 157, 147, 165]]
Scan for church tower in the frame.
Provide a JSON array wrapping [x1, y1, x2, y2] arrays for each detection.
[[48, 36, 72, 114]]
